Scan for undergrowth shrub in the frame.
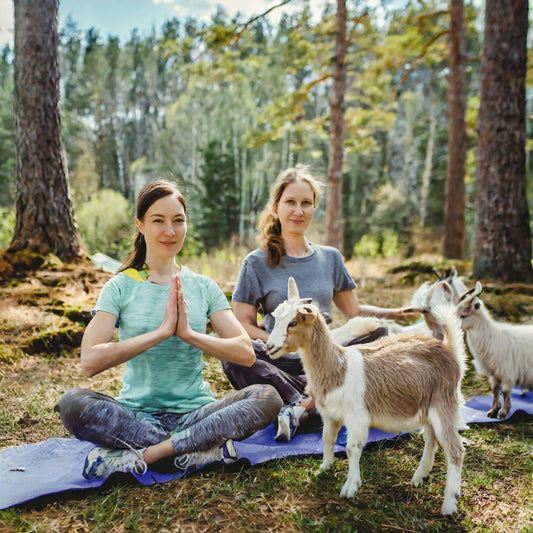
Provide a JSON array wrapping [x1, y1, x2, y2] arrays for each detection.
[[0, 207, 14, 248], [76, 189, 132, 259], [353, 231, 399, 258]]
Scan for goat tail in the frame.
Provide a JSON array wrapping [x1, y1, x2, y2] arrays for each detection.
[[432, 303, 467, 379]]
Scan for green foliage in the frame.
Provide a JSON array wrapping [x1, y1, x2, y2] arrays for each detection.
[[194, 140, 240, 251], [5, 1, 523, 260], [0, 206, 14, 248], [0, 46, 15, 207], [353, 231, 399, 258], [75, 189, 132, 258]]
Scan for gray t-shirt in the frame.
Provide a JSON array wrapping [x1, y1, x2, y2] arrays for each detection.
[[233, 243, 356, 332]]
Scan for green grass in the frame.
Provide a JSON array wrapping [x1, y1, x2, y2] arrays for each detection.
[[1, 379, 531, 532]]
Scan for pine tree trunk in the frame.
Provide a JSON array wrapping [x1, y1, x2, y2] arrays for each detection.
[[10, 0, 84, 262], [474, 0, 532, 282], [325, 0, 347, 253], [442, 0, 466, 259]]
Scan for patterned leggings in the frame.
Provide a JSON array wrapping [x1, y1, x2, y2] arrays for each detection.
[[58, 384, 282, 456]]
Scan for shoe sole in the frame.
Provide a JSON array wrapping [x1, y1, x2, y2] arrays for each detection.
[[224, 439, 238, 460]]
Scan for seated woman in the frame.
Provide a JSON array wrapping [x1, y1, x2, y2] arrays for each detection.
[[58, 180, 283, 479], [222, 164, 417, 442]]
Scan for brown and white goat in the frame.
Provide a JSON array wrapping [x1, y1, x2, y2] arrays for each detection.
[[457, 281, 533, 419], [267, 277, 466, 515]]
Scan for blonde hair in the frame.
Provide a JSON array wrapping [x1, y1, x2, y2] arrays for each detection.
[[258, 164, 324, 268]]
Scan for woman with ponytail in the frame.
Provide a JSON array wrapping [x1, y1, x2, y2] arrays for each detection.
[[223, 165, 418, 442], [58, 180, 282, 480]]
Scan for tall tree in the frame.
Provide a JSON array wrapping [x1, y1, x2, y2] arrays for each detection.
[[195, 140, 239, 250], [473, 0, 532, 282], [442, 0, 466, 259], [9, 0, 84, 261], [325, 0, 347, 252]]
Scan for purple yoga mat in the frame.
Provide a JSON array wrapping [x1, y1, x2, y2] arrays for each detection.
[[1, 389, 531, 510]]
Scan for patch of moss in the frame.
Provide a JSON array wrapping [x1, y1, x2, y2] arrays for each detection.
[[40, 253, 64, 270], [45, 304, 92, 325], [25, 326, 84, 356], [0, 345, 24, 364], [0, 252, 14, 281], [63, 306, 92, 325], [388, 261, 438, 275]]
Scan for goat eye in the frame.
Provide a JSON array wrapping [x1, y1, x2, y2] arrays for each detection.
[[474, 303, 480, 310], [288, 321, 297, 328]]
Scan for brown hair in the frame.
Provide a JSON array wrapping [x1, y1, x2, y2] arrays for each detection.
[[258, 164, 323, 268], [118, 180, 187, 272]]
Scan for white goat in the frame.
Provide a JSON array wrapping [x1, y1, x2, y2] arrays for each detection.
[[267, 277, 466, 516], [331, 266, 469, 342], [457, 281, 533, 419]]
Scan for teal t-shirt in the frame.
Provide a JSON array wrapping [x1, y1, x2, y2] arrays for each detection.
[[94, 266, 231, 413]]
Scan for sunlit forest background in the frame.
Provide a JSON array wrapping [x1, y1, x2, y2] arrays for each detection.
[[0, 0, 532, 263]]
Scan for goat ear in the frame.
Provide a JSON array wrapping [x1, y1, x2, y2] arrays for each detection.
[[287, 277, 300, 301], [297, 305, 317, 322], [474, 281, 483, 297], [440, 281, 454, 302], [458, 285, 476, 303]]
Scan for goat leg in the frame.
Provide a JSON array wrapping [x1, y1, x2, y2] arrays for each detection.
[[430, 411, 464, 516], [318, 417, 341, 474], [498, 387, 512, 419], [340, 415, 368, 498], [487, 377, 502, 418], [411, 424, 437, 487]]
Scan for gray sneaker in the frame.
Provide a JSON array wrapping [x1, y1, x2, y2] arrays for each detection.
[[83, 446, 148, 480], [173, 439, 237, 473]]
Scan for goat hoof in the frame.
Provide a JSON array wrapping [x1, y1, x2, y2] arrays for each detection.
[[411, 473, 427, 488], [340, 479, 360, 499], [441, 501, 458, 516], [318, 461, 334, 474], [487, 409, 499, 418], [498, 411, 508, 420]]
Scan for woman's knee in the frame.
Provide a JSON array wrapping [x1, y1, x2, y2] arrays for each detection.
[[58, 387, 117, 435], [246, 384, 283, 420]]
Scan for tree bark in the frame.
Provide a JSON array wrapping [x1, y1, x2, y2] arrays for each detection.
[[325, 0, 347, 253], [474, 0, 532, 282], [442, 0, 466, 259], [10, 0, 84, 262]]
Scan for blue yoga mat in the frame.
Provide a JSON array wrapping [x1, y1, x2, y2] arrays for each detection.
[[1, 389, 532, 510]]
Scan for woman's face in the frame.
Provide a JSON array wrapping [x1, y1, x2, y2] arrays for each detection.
[[136, 194, 187, 260], [274, 180, 316, 236]]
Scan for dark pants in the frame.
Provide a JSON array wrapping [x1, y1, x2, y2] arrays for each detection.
[[58, 384, 283, 455], [222, 341, 307, 405]]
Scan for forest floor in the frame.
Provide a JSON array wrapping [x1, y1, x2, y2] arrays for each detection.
[[0, 253, 532, 532]]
